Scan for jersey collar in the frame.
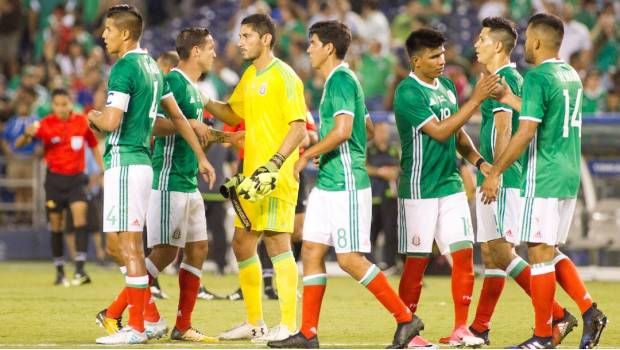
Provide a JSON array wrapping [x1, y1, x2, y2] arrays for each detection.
[[171, 67, 197, 86], [324, 62, 349, 87], [122, 47, 146, 58], [494, 62, 516, 74], [409, 71, 438, 90], [541, 58, 564, 64]]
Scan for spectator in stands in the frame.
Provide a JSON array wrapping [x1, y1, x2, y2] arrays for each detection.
[[277, 3, 307, 61], [0, 0, 22, 79], [591, 2, 619, 73], [56, 40, 86, 78], [546, 2, 593, 62], [391, 1, 425, 45], [360, 0, 391, 54], [606, 89, 620, 113], [0, 87, 40, 224], [583, 70, 607, 115], [357, 40, 395, 111]]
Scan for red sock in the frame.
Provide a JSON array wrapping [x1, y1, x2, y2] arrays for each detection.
[[470, 271, 506, 333], [106, 288, 128, 319], [300, 274, 327, 339], [143, 279, 160, 322], [451, 248, 474, 329], [555, 256, 593, 314], [398, 256, 429, 313], [510, 261, 565, 320], [531, 264, 556, 337], [363, 265, 412, 323], [126, 275, 148, 332], [176, 264, 201, 332]]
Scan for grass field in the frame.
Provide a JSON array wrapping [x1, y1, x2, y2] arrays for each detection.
[[0, 262, 618, 348]]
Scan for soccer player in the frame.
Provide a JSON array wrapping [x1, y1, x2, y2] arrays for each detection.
[[469, 17, 578, 346], [481, 13, 607, 349], [15, 88, 103, 287], [204, 14, 307, 341], [393, 28, 499, 347], [268, 20, 422, 349], [88, 5, 214, 345]]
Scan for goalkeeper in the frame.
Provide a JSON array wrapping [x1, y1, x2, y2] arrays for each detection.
[[203, 14, 307, 342]]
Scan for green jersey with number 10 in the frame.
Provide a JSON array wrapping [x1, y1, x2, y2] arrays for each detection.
[[519, 59, 582, 198]]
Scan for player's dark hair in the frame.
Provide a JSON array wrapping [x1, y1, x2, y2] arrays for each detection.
[[241, 14, 276, 49], [482, 17, 518, 54], [527, 13, 564, 49], [176, 27, 211, 60], [106, 4, 143, 41], [158, 50, 180, 67], [308, 21, 352, 60], [19, 86, 37, 99], [405, 28, 446, 57], [51, 88, 71, 98]]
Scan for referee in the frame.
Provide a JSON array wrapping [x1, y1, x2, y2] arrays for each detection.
[[16, 88, 104, 286]]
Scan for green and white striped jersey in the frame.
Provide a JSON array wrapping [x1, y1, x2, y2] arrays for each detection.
[[394, 73, 463, 199], [316, 64, 371, 191], [103, 49, 169, 169], [520, 59, 582, 198], [152, 68, 204, 192]]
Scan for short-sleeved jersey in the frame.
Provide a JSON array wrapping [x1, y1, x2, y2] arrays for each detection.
[[228, 58, 306, 204], [316, 64, 371, 191], [104, 49, 169, 169], [394, 73, 463, 199], [520, 59, 582, 198], [477, 63, 523, 188], [152, 68, 204, 192]]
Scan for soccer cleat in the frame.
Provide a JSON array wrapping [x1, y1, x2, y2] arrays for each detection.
[[197, 286, 223, 300], [580, 303, 607, 349], [226, 288, 244, 301], [264, 286, 278, 300], [552, 308, 578, 345], [267, 332, 319, 348], [150, 285, 168, 300], [219, 321, 267, 340], [144, 318, 168, 340], [170, 327, 218, 342], [95, 309, 122, 335], [252, 324, 292, 343], [71, 272, 91, 286], [54, 273, 70, 287], [406, 335, 438, 349], [95, 326, 147, 344], [388, 315, 425, 348], [438, 325, 485, 347], [508, 335, 553, 349], [468, 326, 490, 345]]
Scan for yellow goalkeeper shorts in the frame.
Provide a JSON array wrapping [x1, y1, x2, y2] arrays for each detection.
[[234, 196, 295, 233]]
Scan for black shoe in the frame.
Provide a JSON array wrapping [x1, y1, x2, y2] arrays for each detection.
[[265, 286, 278, 300], [469, 326, 490, 345], [197, 286, 223, 300], [150, 285, 169, 300], [387, 315, 424, 348], [226, 288, 243, 301], [267, 332, 319, 348], [552, 308, 578, 345], [580, 303, 607, 349], [71, 272, 91, 286], [54, 273, 70, 287], [509, 335, 554, 349]]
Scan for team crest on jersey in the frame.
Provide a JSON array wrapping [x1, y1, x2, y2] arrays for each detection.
[[447, 90, 457, 104], [259, 83, 267, 95], [412, 235, 421, 246], [172, 229, 181, 240]]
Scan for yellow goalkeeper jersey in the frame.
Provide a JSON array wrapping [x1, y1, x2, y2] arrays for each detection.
[[228, 57, 306, 204]]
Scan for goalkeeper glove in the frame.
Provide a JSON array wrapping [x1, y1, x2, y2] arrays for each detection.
[[220, 173, 245, 199], [238, 153, 285, 202]]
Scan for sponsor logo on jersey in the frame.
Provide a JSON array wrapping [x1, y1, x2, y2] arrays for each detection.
[[447, 90, 457, 104], [51, 136, 61, 144], [259, 83, 267, 96]]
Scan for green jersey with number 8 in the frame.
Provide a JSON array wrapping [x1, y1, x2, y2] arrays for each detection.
[[103, 49, 169, 169], [519, 59, 582, 198]]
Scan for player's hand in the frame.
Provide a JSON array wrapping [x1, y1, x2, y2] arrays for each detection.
[[479, 161, 492, 177], [220, 173, 245, 198], [480, 172, 499, 204], [229, 130, 245, 149], [198, 157, 216, 189], [493, 77, 514, 104], [194, 123, 211, 149], [87, 110, 103, 132], [24, 121, 40, 137], [293, 155, 309, 182], [472, 73, 500, 104], [239, 154, 285, 201], [377, 166, 400, 181]]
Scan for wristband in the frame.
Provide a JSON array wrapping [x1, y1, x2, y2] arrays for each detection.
[[475, 158, 485, 170], [270, 153, 286, 168]]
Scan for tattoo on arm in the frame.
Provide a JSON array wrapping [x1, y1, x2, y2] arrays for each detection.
[[209, 129, 227, 143]]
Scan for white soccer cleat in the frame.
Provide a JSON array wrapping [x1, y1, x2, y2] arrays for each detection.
[[251, 324, 292, 343], [144, 318, 168, 340], [219, 321, 267, 340], [438, 325, 485, 347], [95, 326, 147, 344]]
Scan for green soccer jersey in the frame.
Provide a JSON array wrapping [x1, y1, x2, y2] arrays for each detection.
[[152, 68, 204, 192], [520, 59, 582, 198], [477, 63, 523, 188], [394, 73, 463, 199], [316, 64, 371, 191], [104, 49, 167, 169]]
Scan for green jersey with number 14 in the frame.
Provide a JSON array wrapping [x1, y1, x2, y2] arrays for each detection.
[[104, 49, 169, 169], [520, 59, 582, 198]]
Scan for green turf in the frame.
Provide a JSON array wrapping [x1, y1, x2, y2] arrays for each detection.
[[0, 262, 617, 348]]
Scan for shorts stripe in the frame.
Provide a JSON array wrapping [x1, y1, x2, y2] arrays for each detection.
[[521, 197, 534, 242], [497, 187, 506, 235]]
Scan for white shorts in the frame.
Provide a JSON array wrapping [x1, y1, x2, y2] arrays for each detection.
[[103, 165, 153, 233], [303, 187, 372, 253], [476, 187, 521, 245], [398, 192, 474, 255], [520, 197, 576, 245], [147, 190, 207, 248]]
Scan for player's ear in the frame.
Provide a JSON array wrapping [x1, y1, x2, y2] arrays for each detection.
[[120, 28, 131, 42], [262, 33, 273, 48], [326, 42, 335, 56]]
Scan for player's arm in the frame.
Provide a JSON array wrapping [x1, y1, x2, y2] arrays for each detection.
[[495, 78, 522, 112], [203, 97, 243, 126], [91, 145, 104, 174], [15, 122, 40, 148], [493, 110, 512, 162], [365, 115, 375, 141], [152, 116, 176, 136], [421, 74, 499, 142], [456, 128, 490, 175]]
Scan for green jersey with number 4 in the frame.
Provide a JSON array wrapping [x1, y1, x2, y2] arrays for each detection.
[[104, 49, 168, 169], [152, 68, 204, 192], [394, 73, 463, 199], [520, 59, 582, 198]]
